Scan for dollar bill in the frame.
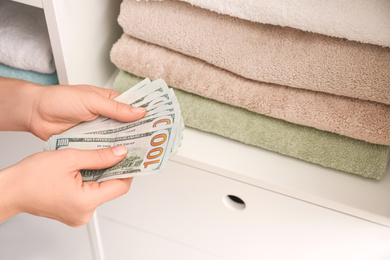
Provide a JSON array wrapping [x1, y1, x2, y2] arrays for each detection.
[[54, 127, 175, 182], [44, 78, 184, 182]]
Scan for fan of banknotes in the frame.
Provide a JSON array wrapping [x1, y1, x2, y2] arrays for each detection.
[[44, 78, 184, 182]]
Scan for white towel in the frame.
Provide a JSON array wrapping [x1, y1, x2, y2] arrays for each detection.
[[0, 0, 55, 74], [176, 0, 390, 47]]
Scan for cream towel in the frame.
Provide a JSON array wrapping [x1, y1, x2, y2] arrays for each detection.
[[176, 0, 390, 48], [119, 0, 390, 105], [110, 35, 390, 146], [0, 0, 55, 74]]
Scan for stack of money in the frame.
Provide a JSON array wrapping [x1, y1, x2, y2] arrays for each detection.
[[44, 78, 184, 182]]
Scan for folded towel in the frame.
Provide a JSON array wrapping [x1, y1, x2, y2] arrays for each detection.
[[113, 70, 390, 180], [0, 0, 55, 74], [111, 35, 390, 146], [0, 63, 58, 86], [176, 0, 390, 48], [119, 0, 390, 105]]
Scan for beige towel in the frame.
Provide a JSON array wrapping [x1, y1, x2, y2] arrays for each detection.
[[119, 0, 390, 105], [110, 35, 390, 145]]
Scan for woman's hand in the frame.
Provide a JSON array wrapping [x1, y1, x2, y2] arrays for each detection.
[[0, 146, 132, 226], [29, 83, 146, 140], [0, 77, 146, 140], [0, 78, 144, 226]]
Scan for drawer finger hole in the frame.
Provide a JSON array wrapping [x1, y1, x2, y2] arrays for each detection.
[[223, 194, 246, 211]]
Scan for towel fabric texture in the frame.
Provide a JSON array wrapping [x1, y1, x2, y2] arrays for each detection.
[[112, 0, 390, 179], [0, 0, 55, 74], [119, 0, 390, 105], [111, 35, 390, 146], [113, 70, 390, 180], [176, 0, 390, 48], [0, 63, 58, 86]]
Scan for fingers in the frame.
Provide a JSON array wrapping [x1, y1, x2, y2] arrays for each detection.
[[92, 87, 121, 99], [67, 146, 128, 170], [91, 87, 147, 122], [102, 99, 147, 122]]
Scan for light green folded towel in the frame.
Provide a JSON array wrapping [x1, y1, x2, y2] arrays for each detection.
[[114, 70, 390, 180]]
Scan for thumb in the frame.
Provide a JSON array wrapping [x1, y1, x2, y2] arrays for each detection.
[[72, 145, 128, 170], [85, 178, 133, 206]]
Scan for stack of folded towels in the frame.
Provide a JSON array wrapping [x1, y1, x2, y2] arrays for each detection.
[[0, 0, 58, 85], [110, 0, 390, 180]]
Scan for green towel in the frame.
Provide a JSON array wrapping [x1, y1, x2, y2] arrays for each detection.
[[0, 62, 59, 86], [114, 70, 390, 180]]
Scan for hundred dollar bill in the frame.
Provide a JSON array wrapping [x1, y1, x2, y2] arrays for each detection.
[[85, 109, 182, 157], [113, 78, 151, 103], [53, 126, 176, 182], [87, 112, 178, 135], [44, 78, 184, 182]]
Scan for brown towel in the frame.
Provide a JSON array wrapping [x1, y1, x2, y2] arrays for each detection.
[[110, 35, 390, 145], [119, 0, 390, 105]]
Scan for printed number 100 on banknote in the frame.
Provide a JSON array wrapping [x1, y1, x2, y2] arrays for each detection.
[[55, 122, 175, 182]]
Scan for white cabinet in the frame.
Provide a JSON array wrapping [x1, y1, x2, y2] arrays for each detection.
[[11, 0, 123, 87], [98, 217, 224, 260], [173, 129, 390, 227], [98, 160, 390, 260], [4, 0, 390, 259]]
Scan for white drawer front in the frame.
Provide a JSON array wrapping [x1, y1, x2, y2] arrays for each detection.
[[98, 161, 390, 260], [99, 217, 224, 260]]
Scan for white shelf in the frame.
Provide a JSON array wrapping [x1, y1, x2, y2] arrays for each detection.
[[37, 0, 122, 87], [10, 0, 121, 87], [104, 70, 390, 226], [11, 0, 42, 8], [170, 128, 390, 227]]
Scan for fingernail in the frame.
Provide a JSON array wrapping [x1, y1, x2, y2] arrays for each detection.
[[132, 107, 146, 113], [112, 145, 127, 156]]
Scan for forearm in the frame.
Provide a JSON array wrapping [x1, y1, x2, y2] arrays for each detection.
[[0, 77, 41, 132], [0, 166, 21, 223]]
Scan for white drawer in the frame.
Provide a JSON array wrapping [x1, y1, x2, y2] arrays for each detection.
[[98, 161, 390, 259], [98, 217, 224, 260]]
